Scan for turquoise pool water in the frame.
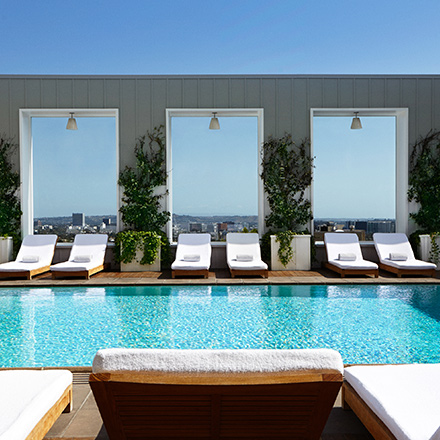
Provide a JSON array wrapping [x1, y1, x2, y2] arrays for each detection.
[[1, 284, 440, 367]]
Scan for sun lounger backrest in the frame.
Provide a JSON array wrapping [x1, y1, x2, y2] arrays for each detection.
[[69, 234, 108, 263], [226, 232, 262, 262], [90, 348, 343, 440], [16, 234, 58, 265], [324, 233, 363, 261], [373, 233, 415, 261], [175, 233, 211, 260]]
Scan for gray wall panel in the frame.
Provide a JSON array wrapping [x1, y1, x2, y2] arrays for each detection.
[[57, 79, 73, 108], [0, 79, 10, 133], [230, 78, 245, 108], [73, 79, 89, 108], [338, 79, 354, 108], [183, 79, 198, 108], [370, 78, 385, 108], [104, 79, 121, 108], [136, 79, 152, 135], [89, 79, 105, 108], [41, 79, 57, 108], [199, 79, 214, 108], [433, 79, 440, 130], [292, 78, 308, 139], [261, 79, 276, 136], [401, 78, 417, 142], [323, 78, 338, 107], [25, 79, 41, 107], [277, 79, 293, 134], [9, 79, 25, 137], [308, 78, 323, 109], [385, 79, 401, 108], [417, 78, 432, 136], [245, 78, 261, 108], [354, 79, 369, 108], [167, 79, 182, 108], [214, 78, 229, 108], [151, 79, 167, 128]]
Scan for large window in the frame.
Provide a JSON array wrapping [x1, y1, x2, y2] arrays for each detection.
[[169, 113, 261, 241], [313, 115, 396, 240], [20, 110, 118, 241]]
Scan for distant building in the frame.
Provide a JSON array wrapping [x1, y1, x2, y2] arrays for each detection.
[[102, 217, 112, 226], [189, 222, 202, 232], [72, 213, 85, 227]]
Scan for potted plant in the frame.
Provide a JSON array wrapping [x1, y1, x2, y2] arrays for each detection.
[[116, 126, 170, 271], [0, 136, 22, 262], [408, 130, 440, 269], [261, 134, 314, 270]]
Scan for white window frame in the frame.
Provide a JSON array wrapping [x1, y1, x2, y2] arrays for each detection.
[[310, 108, 409, 236], [165, 108, 264, 240], [19, 108, 120, 237]]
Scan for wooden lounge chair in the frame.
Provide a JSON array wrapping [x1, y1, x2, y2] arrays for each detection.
[[226, 232, 268, 278], [51, 234, 108, 279], [373, 233, 436, 277], [90, 348, 343, 440], [324, 232, 379, 278], [0, 234, 57, 280], [343, 364, 440, 440], [0, 369, 72, 440], [171, 233, 211, 278]]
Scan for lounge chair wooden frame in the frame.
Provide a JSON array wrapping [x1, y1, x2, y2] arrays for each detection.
[[51, 264, 104, 280], [324, 262, 379, 278], [342, 381, 396, 440], [229, 268, 268, 278], [26, 383, 72, 440], [172, 269, 209, 279], [0, 264, 52, 280], [378, 262, 436, 278], [90, 370, 342, 440]]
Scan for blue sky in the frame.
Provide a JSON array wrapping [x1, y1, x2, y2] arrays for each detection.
[[3, 1, 440, 219]]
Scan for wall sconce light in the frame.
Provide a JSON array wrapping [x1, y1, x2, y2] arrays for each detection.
[[350, 112, 362, 130], [66, 112, 78, 130], [209, 112, 220, 130]]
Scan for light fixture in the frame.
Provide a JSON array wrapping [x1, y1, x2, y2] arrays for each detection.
[[350, 112, 362, 130], [66, 112, 78, 130], [209, 112, 220, 130]]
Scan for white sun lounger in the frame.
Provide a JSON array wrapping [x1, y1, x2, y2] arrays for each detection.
[[171, 233, 211, 278], [343, 364, 440, 440], [324, 233, 378, 278], [50, 234, 108, 279], [373, 233, 436, 277], [226, 232, 268, 278], [90, 348, 343, 440], [0, 369, 72, 440], [0, 234, 57, 280]]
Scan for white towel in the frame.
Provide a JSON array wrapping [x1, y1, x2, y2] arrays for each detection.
[[183, 254, 200, 262], [236, 254, 254, 262], [389, 253, 408, 261], [73, 255, 92, 263], [338, 253, 356, 261], [21, 255, 40, 263]]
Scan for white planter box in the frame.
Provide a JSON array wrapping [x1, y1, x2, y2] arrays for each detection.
[[0, 237, 13, 263], [270, 234, 311, 271], [120, 246, 161, 272], [419, 234, 440, 270]]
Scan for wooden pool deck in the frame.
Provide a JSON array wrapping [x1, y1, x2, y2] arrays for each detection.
[[3, 269, 437, 439]]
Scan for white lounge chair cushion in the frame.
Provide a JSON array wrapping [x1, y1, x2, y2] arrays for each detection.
[[373, 233, 436, 270], [0, 234, 57, 273], [51, 234, 108, 272], [171, 233, 211, 271], [345, 364, 440, 440], [324, 233, 378, 270], [93, 348, 343, 375], [0, 370, 72, 440], [226, 233, 268, 271]]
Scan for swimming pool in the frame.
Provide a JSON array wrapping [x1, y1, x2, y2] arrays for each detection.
[[1, 284, 440, 367]]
